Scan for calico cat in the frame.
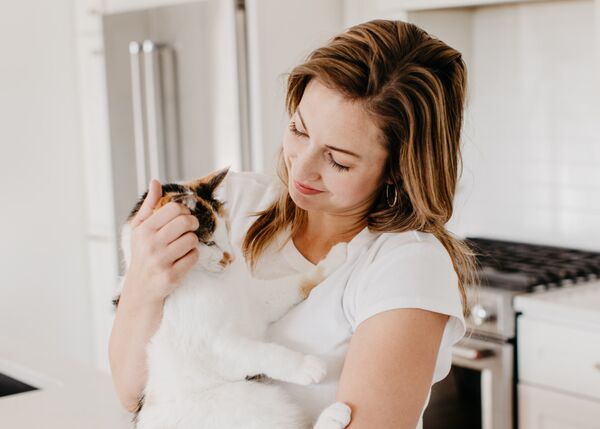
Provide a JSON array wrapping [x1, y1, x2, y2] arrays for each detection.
[[113, 167, 352, 429]]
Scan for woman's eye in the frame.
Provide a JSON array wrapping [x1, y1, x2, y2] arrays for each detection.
[[289, 121, 307, 138], [328, 154, 350, 172], [204, 241, 216, 246], [289, 120, 350, 172]]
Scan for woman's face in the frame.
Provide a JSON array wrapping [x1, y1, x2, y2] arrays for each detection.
[[282, 79, 389, 218]]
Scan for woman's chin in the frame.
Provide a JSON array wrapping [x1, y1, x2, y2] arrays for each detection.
[[289, 186, 307, 201], [289, 189, 324, 211]]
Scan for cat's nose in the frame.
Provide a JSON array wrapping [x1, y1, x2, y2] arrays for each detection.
[[219, 251, 235, 267]]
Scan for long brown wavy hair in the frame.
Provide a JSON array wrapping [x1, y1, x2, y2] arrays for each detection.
[[242, 19, 480, 319]]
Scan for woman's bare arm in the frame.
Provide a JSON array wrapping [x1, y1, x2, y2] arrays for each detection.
[[336, 308, 448, 428], [108, 282, 164, 412]]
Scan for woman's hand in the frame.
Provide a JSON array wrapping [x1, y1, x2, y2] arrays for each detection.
[[123, 179, 201, 303]]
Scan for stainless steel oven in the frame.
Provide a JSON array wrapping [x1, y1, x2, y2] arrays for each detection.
[[423, 334, 514, 429], [422, 237, 600, 429]]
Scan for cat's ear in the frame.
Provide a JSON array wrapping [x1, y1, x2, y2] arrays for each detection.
[[205, 166, 230, 193], [195, 166, 230, 200]]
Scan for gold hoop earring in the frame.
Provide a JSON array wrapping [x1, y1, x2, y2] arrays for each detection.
[[386, 184, 398, 207]]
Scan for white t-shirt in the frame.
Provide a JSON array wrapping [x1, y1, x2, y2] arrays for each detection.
[[215, 169, 466, 429]]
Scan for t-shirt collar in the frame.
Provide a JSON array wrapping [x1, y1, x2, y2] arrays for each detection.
[[280, 224, 382, 269]]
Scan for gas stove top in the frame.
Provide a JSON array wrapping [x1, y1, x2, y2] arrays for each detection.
[[465, 237, 600, 293], [462, 237, 600, 340]]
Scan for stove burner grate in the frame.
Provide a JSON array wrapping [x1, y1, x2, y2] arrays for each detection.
[[465, 237, 600, 292]]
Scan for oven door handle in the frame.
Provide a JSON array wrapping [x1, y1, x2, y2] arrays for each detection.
[[452, 343, 496, 361]]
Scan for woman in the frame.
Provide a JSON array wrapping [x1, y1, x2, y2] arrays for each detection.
[[109, 19, 479, 429]]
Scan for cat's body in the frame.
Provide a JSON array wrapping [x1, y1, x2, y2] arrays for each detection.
[[115, 168, 352, 429]]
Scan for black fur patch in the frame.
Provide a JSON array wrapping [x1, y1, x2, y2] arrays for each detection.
[[131, 394, 145, 426]]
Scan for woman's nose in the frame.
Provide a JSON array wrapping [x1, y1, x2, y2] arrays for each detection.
[[294, 144, 321, 181]]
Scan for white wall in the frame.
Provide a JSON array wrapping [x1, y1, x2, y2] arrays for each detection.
[[0, 1, 93, 366], [463, 0, 600, 251], [409, 0, 600, 251]]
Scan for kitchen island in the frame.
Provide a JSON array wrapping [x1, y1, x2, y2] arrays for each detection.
[[0, 346, 131, 428]]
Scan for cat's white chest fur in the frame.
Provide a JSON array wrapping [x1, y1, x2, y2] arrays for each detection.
[[134, 241, 352, 429]]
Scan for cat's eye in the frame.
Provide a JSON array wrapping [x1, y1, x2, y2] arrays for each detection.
[[204, 241, 216, 247], [171, 191, 194, 202]]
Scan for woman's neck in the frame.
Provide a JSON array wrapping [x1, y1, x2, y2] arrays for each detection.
[[294, 212, 367, 255]]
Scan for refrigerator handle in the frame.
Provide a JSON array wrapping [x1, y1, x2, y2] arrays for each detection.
[[142, 40, 167, 184], [129, 42, 149, 195], [158, 45, 181, 183]]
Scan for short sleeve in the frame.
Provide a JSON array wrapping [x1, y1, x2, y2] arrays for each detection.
[[344, 241, 466, 350], [211, 169, 282, 248], [213, 169, 281, 221]]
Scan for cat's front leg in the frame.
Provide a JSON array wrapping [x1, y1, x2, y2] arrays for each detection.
[[313, 402, 352, 429], [212, 335, 327, 386]]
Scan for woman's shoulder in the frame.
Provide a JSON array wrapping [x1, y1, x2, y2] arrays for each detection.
[[362, 229, 452, 269], [349, 229, 460, 308], [215, 168, 283, 221], [224, 169, 280, 188], [344, 229, 465, 344], [216, 169, 281, 201]]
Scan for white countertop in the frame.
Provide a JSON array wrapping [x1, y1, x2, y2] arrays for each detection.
[[514, 279, 600, 329], [0, 346, 132, 428]]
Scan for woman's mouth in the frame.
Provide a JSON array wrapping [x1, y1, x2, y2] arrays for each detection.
[[293, 180, 323, 195]]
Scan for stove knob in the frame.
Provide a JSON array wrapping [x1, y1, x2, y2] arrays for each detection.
[[471, 304, 496, 326]]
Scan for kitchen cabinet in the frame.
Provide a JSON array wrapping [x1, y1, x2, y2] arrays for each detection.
[[76, 34, 114, 238], [74, 9, 119, 372], [375, 0, 557, 12], [344, 0, 593, 25], [103, 0, 197, 14], [518, 383, 600, 429], [74, 0, 105, 34], [517, 316, 600, 402], [514, 282, 600, 429]]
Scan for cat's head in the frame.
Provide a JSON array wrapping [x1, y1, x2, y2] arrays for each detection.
[[122, 166, 234, 274]]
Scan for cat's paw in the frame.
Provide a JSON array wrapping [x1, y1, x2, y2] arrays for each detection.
[[286, 354, 327, 386], [313, 402, 352, 429], [317, 242, 348, 277]]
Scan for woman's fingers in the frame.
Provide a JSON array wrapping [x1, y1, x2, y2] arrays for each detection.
[[131, 179, 163, 228], [164, 231, 200, 264], [171, 247, 200, 280], [143, 201, 191, 232], [156, 214, 200, 246]]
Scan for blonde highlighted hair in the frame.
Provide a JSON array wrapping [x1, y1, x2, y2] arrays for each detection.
[[242, 19, 480, 318]]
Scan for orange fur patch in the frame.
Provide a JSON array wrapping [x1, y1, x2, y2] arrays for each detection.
[[219, 251, 233, 267], [154, 193, 181, 211]]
